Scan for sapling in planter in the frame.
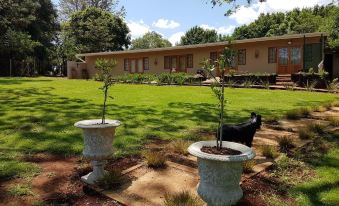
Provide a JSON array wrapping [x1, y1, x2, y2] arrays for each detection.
[[74, 58, 122, 185], [187, 47, 256, 206]]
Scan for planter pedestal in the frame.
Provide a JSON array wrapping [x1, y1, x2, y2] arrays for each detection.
[[75, 119, 121, 185], [188, 141, 255, 206]]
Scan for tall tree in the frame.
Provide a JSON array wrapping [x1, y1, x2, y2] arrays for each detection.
[[0, 0, 58, 76], [59, 0, 125, 20], [68, 7, 130, 53], [130, 32, 172, 50], [180, 26, 219, 45]]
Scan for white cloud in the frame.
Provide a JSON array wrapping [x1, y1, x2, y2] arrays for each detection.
[[200, 24, 235, 35], [127, 20, 150, 39], [168, 32, 185, 45], [153, 19, 180, 29], [230, 0, 334, 25]]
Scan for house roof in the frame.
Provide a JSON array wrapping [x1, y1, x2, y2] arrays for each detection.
[[76, 32, 327, 57]]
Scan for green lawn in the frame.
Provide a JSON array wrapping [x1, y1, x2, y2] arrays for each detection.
[[291, 132, 339, 206], [0, 77, 338, 180]]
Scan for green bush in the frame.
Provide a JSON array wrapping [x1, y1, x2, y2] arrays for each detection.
[[96, 170, 124, 190], [306, 122, 326, 134], [277, 136, 295, 152], [168, 140, 191, 156], [298, 128, 315, 140], [243, 159, 256, 173]]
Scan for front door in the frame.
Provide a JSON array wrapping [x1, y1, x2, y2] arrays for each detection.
[[277, 47, 302, 74], [278, 48, 289, 74]]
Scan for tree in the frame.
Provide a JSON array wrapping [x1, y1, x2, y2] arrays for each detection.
[[0, 0, 58, 76], [68, 7, 130, 53], [180, 26, 219, 45], [59, 0, 125, 20], [209, 0, 264, 15], [130, 32, 171, 50]]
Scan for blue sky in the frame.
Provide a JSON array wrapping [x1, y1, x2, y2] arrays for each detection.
[[52, 0, 334, 45]]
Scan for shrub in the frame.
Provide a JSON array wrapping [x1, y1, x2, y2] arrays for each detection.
[[322, 102, 332, 110], [312, 105, 327, 112], [285, 109, 301, 120], [331, 100, 339, 107], [285, 107, 310, 120], [96, 170, 125, 190], [306, 122, 326, 135], [327, 117, 339, 127], [143, 150, 166, 168], [242, 159, 256, 173], [277, 135, 295, 152], [168, 140, 191, 156], [298, 128, 315, 140], [264, 115, 279, 124], [260, 145, 279, 159], [164, 191, 204, 206]]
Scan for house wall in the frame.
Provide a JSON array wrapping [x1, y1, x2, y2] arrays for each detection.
[[70, 36, 323, 79]]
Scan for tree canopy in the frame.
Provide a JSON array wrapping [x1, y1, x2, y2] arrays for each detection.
[[59, 0, 125, 20], [68, 7, 130, 53], [180, 26, 220, 45], [130, 32, 172, 50], [232, 5, 339, 48]]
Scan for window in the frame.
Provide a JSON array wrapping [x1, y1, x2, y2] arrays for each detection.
[[278, 48, 288, 65], [164, 56, 171, 69], [210, 52, 218, 66], [268, 47, 277, 63], [186, 54, 193, 68], [124, 59, 129, 71], [291, 47, 301, 65], [171, 56, 177, 69], [237, 49, 246, 65], [143, 57, 149, 70]]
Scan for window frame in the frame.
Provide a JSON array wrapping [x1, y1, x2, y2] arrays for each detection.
[[186, 54, 193, 68], [164, 56, 171, 70], [237, 49, 246, 65], [143, 57, 149, 70], [124, 59, 130, 71], [268, 47, 277, 64]]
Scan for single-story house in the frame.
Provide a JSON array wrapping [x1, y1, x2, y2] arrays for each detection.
[[68, 32, 339, 79]]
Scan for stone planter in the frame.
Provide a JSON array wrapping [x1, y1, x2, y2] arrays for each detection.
[[74, 119, 121, 184], [188, 141, 255, 206]]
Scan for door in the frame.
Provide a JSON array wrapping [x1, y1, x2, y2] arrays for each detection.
[[130, 59, 136, 73], [179, 56, 186, 73], [137, 59, 143, 73], [278, 47, 289, 74], [278, 47, 302, 74], [290, 47, 302, 73]]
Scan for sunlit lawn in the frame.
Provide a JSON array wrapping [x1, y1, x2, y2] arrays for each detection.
[[0, 77, 338, 180]]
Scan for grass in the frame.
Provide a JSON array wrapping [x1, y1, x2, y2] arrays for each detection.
[[290, 132, 339, 206], [277, 136, 295, 152], [143, 150, 167, 168], [0, 77, 337, 180], [306, 122, 326, 135], [326, 117, 339, 127], [243, 159, 256, 173], [96, 170, 124, 190], [168, 140, 192, 155], [261, 145, 279, 158], [298, 128, 315, 140], [164, 191, 204, 206], [285, 107, 311, 120], [8, 183, 33, 196]]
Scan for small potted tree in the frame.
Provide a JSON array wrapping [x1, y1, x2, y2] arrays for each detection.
[[188, 47, 255, 206], [75, 59, 121, 185]]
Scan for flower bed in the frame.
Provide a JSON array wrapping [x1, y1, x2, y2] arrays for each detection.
[[291, 73, 329, 89]]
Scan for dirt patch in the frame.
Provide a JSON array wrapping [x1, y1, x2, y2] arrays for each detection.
[[0, 153, 141, 206], [201, 146, 242, 155]]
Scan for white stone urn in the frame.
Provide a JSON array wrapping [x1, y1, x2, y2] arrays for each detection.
[[188, 141, 255, 206], [74, 119, 121, 184]]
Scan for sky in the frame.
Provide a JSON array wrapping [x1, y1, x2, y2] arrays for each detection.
[[52, 0, 335, 45]]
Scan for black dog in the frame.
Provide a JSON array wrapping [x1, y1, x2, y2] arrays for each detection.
[[216, 112, 262, 147]]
